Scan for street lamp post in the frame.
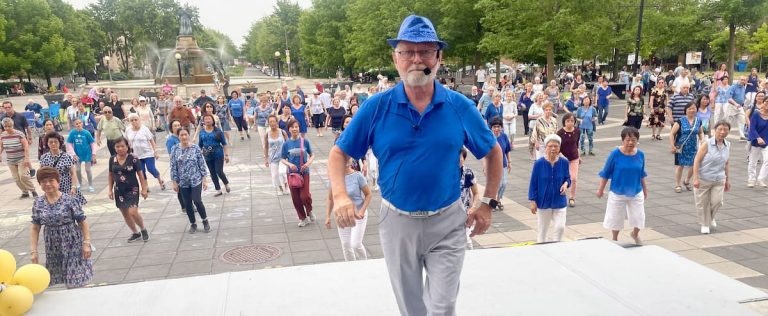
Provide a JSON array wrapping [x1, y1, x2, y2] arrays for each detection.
[[274, 51, 281, 79], [175, 53, 182, 83], [104, 56, 113, 82]]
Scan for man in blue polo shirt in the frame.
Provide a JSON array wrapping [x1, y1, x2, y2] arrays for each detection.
[[727, 76, 748, 140], [329, 15, 502, 315]]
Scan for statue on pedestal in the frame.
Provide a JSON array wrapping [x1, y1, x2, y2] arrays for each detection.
[[179, 9, 193, 36]]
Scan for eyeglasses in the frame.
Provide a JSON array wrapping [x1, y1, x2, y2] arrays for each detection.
[[104, 111, 112, 113], [396, 49, 438, 60]]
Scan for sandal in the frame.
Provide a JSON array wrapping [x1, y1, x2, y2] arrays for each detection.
[[159, 180, 166, 191], [568, 198, 575, 207], [675, 186, 682, 193], [683, 181, 691, 191]]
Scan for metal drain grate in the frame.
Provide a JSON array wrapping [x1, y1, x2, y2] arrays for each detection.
[[219, 244, 283, 264]]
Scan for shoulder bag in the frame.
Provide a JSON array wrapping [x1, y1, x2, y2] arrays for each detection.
[[675, 118, 698, 153], [287, 137, 305, 189]]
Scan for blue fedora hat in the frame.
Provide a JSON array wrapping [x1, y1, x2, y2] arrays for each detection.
[[387, 15, 447, 49]]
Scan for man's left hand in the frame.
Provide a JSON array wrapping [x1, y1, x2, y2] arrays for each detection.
[[466, 204, 492, 237]]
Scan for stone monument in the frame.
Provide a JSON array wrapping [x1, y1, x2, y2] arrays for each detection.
[[160, 8, 213, 84]]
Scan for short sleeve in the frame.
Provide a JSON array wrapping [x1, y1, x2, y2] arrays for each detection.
[[336, 93, 381, 159], [354, 172, 368, 191], [281, 141, 289, 159], [458, 95, 496, 159], [31, 199, 43, 225], [599, 149, 616, 179], [466, 169, 476, 185], [640, 151, 648, 178], [68, 195, 86, 222], [304, 139, 312, 156], [66, 132, 75, 144]]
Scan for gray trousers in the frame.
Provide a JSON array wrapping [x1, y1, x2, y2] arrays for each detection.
[[379, 199, 467, 316]]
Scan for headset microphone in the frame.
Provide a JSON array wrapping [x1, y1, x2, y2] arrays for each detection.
[[423, 68, 431, 75]]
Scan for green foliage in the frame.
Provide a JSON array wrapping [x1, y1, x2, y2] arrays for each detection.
[[196, 27, 239, 61], [710, 29, 750, 62], [749, 23, 768, 56], [242, 0, 301, 70], [439, 0, 484, 64], [298, 0, 348, 74]]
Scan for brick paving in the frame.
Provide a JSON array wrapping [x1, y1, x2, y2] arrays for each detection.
[[0, 92, 767, 292]]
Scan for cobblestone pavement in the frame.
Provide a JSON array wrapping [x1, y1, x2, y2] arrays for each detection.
[[1, 93, 767, 292]]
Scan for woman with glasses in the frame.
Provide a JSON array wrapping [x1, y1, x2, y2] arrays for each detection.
[[95, 106, 126, 157], [199, 114, 231, 196], [171, 127, 210, 233], [125, 113, 166, 190]]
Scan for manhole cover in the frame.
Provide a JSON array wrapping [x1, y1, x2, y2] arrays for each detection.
[[219, 244, 283, 264]]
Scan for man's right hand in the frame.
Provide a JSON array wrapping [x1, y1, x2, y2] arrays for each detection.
[[333, 195, 361, 228]]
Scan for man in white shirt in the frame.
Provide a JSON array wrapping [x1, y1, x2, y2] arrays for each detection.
[[674, 63, 685, 78], [319, 89, 332, 110], [673, 69, 694, 93], [475, 65, 487, 88]]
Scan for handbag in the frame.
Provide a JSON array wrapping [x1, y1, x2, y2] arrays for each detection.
[[674, 118, 697, 153], [287, 137, 305, 189]]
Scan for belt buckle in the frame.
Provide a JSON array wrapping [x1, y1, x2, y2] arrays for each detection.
[[408, 210, 430, 218]]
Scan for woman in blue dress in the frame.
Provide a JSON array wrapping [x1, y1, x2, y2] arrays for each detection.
[[669, 101, 703, 193], [215, 95, 234, 144], [289, 94, 310, 138]]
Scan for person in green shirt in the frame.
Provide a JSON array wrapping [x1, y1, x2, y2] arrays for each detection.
[[95, 106, 126, 157]]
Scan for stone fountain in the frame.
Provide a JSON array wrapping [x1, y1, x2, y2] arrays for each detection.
[[157, 9, 213, 84]]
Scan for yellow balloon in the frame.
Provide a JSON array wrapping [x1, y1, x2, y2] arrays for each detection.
[[0, 250, 15, 285], [11, 264, 50, 295], [0, 285, 34, 316]]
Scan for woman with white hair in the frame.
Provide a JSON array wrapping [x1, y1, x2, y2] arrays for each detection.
[[125, 113, 166, 190], [528, 134, 570, 242], [533, 76, 544, 94], [545, 80, 561, 112], [527, 93, 546, 160]]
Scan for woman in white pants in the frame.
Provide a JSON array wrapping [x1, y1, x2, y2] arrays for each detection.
[[747, 98, 768, 188], [502, 89, 518, 147], [325, 157, 373, 261], [263, 115, 288, 195], [528, 134, 571, 243], [693, 121, 731, 234], [597, 127, 648, 245]]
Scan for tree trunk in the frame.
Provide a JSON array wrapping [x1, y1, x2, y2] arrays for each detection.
[[612, 48, 620, 81], [496, 59, 501, 86], [546, 42, 555, 84], [728, 21, 736, 76]]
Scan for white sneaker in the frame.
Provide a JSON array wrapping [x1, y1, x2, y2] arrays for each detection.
[[711, 219, 717, 228], [297, 218, 309, 227], [308, 212, 316, 222], [758, 180, 768, 188], [747, 181, 755, 188], [701, 226, 710, 234], [88, 186, 95, 193]]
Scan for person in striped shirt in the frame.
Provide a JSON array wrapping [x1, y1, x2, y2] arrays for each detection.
[[0, 117, 37, 198]]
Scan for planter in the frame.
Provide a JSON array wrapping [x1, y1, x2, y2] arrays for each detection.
[[43, 93, 65, 105], [241, 87, 258, 94]]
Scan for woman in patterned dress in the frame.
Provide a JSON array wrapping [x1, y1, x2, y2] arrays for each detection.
[[38, 119, 63, 159], [171, 127, 211, 233], [30, 167, 93, 288], [215, 95, 234, 144], [648, 80, 668, 140], [531, 101, 559, 159], [39, 132, 87, 206], [108, 137, 150, 242], [669, 102, 704, 193]]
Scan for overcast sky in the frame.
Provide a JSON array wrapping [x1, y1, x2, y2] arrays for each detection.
[[65, 0, 313, 47]]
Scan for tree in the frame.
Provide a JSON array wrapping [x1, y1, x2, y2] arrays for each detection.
[[710, 29, 750, 65], [1, 0, 75, 86], [479, 0, 579, 81], [48, 0, 106, 80], [439, 0, 484, 74], [298, 0, 349, 77], [703, 0, 768, 75], [750, 23, 768, 71]]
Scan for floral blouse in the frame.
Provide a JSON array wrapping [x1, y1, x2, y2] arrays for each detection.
[[32, 194, 86, 226], [170, 144, 208, 188]]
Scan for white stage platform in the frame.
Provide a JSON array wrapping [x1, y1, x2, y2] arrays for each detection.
[[29, 239, 767, 315]]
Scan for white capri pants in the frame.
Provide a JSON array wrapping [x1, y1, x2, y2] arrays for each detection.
[[537, 208, 567, 243], [603, 191, 645, 230], [270, 162, 288, 190], [337, 213, 368, 261], [748, 146, 768, 182]]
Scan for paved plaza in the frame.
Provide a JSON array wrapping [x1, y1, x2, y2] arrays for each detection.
[[1, 92, 768, 294]]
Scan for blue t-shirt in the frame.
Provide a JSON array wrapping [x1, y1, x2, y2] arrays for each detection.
[[597, 86, 612, 107], [198, 128, 227, 158], [747, 75, 759, 93], [345, 171, 368, 210], [25, 103, 43, 114], [749, 111, 768, 148], [576, 106, 596, 131], [228, 98, 245, 117], [166, 134, 180, 154], [528, 157, 570, 209], [485, 103, 503, 125], [599, 147, 647, 197], [497, 133, 511, 168], [336, 80, 497, 212], [281, 137, 313, 174], [67, 129, 95, 162]]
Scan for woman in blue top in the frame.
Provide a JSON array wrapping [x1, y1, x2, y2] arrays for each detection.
[[576, 95, 596, 155], [597, 127, 647, 245], [215, 95, 234, 144], [518, 83, 534, 135], [324, 156, 373, 261], [199, 114, 230, 197], [484, 93, 504, 126], [66, 118, 96, 192], [596, 80, 613, 125], [669, 102, 703, 193], [747, 98, 768, 187], [289, 94, 310, 138], [696, 95, 713, 140], [490, 117, 511, 210], [228, 90, 250, 140], [170, 127, 210, 233], [255, 94, 275, 147], [281, 119, 316, 227], [528, 134, 570, 243]]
